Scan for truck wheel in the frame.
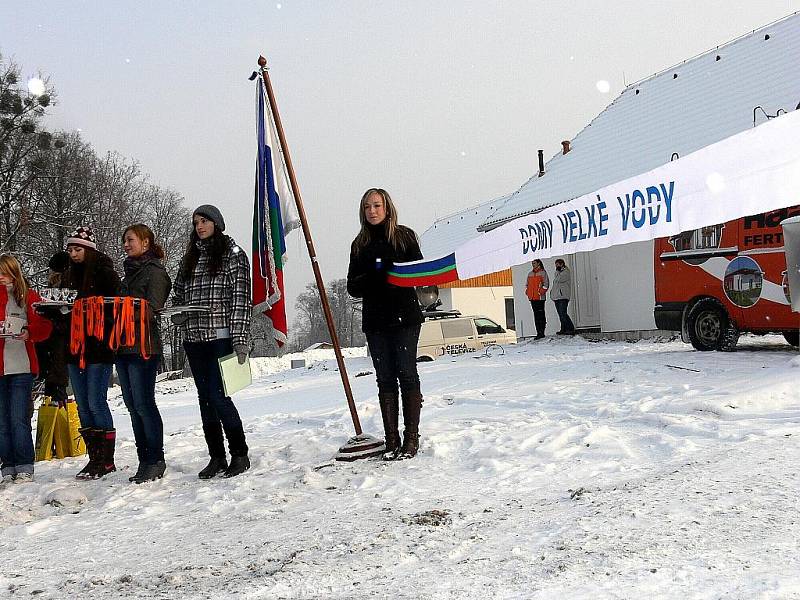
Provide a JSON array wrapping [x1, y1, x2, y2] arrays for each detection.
[[783, 331, 800, 347], [686, 299, 738, 351]]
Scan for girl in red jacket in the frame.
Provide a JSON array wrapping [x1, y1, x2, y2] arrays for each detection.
[[525, 259, 549, 339], [0, 254, 52, 484]]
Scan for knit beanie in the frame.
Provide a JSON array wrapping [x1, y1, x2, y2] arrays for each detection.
[[66, 226, 97, 250], [193, 204, 226, 232]]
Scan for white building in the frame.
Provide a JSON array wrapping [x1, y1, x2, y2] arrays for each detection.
[[419, 196, 515, 330], [424, 12, 800, 339]]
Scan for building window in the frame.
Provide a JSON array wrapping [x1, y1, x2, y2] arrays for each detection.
[[504, 298, 515, 330]]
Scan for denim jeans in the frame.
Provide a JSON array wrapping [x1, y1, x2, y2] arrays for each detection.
[[365, 325, 421, 396], [68, 363, 114, 430], [554, 299, 575, 333], [184, 339, 248, 458], [115, 355, 164, 463], [0, 373, 35, 477]]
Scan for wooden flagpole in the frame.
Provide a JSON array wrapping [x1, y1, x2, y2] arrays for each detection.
[[257, 55, 370, 446]]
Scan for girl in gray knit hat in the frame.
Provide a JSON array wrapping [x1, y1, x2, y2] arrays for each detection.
[[173, 206, 252, 479]]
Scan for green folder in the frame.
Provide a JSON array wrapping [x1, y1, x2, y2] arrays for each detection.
[[218, 353, 252, 396]]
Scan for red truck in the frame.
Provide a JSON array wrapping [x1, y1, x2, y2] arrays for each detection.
[[654, 207, 800, 350]]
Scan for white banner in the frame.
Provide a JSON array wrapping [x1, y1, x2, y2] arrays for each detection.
[[455, 110, 800, 279]]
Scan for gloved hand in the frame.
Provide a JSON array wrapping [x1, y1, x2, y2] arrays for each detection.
[[233, 344, 249, 365]]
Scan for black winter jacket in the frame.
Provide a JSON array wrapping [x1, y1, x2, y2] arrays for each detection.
[[347, 224, 424, 334], [118, 255, 172, 356], [64, 252, 120, 365]]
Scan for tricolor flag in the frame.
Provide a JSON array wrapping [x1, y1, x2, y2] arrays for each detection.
[[387, 253, 458, 287], [253, 77, 300, 346]]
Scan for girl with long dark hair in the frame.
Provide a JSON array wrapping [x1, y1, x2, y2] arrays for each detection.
[[64, 226, 120, 479], [173, 205, 252, 479]]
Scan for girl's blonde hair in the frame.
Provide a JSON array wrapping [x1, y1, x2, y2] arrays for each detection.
[[0, 254, 29, 307], [352, 188, 414, 254]]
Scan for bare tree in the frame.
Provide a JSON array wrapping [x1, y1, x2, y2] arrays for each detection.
[[289, 278, 364, 351], [0, 54, 56, 257]]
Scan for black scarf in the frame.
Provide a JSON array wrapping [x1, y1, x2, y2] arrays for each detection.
[[123, 249, 159, 277]]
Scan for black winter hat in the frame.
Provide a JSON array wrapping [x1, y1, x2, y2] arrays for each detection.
[[193, 204, 226, 232], [48, 251, 70, 273]]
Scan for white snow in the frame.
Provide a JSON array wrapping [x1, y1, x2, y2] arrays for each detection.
[[2, 336, 800, 598]]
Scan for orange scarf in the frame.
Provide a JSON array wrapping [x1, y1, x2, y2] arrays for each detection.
[[70, 296, 106, 369], [70, 296, 151, 368], [108, 296, 151, 361]]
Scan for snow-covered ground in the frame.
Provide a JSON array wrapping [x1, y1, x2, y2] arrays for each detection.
[[2, 336, 800, 599]]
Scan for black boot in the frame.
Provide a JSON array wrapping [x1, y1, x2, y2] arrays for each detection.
[[399, 389, 423, 459], [132, 460, 166, 484], [128, 463, 146, 482], [223, 455, 250, 478], [198, 456, 228, 479], [378, 392, 401, 460], [76, 428, 99, 480], [93, 429, 117, 478]]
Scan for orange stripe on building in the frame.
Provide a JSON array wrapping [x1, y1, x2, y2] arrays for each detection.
[[439, 269, 512, 289]]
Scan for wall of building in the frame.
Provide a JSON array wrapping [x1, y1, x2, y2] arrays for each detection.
[[437, 286, 513, 328], [511, 243, 656, 339], [594, 241, 657, 332]]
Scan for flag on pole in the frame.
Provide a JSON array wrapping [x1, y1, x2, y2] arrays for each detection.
[[253, 76, 300, 346]]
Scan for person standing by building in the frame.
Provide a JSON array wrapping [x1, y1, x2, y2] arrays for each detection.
[[347, 188, 424, 460], [116, 224, 172, 484], [526, 259, 549, 339], [0, 254, 52, 484], [173, 205, 252, 479], [551, 258, 576, 335], [64, 226, 120, 479]]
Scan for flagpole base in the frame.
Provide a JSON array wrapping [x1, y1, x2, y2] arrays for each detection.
[[334, 433, 385, 462]]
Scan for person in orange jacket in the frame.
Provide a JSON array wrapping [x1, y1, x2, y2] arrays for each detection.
[[525, 259, 549, 339], [0, 254, 53, 485]]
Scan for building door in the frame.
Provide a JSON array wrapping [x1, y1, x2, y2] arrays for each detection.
[[569, 252, 600, 328]]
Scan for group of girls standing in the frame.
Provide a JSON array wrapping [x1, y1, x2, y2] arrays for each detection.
[[0, 204, 252, 485], [1, 188, 427, 488]]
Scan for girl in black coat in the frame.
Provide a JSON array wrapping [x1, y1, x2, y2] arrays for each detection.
[[116, 224, 172, 483], [63, 226, 120, 479], [347, 188, 424, 459]]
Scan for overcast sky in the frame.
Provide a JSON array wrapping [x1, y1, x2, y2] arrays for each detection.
[[2, 1, 795, 323]]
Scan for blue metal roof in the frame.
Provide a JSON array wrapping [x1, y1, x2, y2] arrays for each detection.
[[480, 12, 800, 230]]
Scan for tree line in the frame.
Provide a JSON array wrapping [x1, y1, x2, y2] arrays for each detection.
[[0, 53, 191, 283]]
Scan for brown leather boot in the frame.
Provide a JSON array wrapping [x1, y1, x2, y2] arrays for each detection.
[[399, 389, 423, 459], [378, 392, 401, 460]]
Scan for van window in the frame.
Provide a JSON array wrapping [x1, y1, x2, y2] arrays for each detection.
[[419, 321, 444, 343], [475, 318, 504, 335], [441, 319, 473, 338]]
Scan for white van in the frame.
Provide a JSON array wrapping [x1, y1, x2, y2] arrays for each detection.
[[416, 312, 516, 361]]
